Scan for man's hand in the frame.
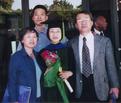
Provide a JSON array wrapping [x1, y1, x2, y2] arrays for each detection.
[[110, 88, 119, 99]]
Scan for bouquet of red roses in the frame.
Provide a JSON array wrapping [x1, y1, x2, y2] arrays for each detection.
[[41, 50, 69, 103], [41, 50, 59, 75]]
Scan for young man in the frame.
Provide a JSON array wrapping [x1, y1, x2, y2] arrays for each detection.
[[17, 5, 50, 52], [31, 5, 50, 52], [69, 11, 119, 102]]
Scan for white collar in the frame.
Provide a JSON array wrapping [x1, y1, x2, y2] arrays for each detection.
[[79, 31, 93, 41], [94, 28, 101, 35]]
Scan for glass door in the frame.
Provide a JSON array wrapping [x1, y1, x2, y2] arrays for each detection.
[[0, 0, 22, 101]]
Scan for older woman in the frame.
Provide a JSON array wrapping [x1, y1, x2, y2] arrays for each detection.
[[5, 27, 44, 103]]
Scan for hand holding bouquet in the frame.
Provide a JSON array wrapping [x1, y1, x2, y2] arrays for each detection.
[[59, 67, 73, 93], [41, 50, 73, 103]]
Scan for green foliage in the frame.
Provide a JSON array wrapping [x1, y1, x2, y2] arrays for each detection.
[[49, 0, 82, 21], [0, 0, 14, 11], [49, 0, 73, 20]]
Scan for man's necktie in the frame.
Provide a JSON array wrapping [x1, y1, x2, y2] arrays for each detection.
[[82, 37, 92, 78], [100, 31, 104, 36]]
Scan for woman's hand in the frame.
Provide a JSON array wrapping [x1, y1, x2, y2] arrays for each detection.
[[59, 71, 73, 79]]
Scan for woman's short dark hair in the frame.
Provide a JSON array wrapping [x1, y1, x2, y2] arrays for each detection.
[[47, 27, 63, 42], [19, 27, 38, 42], [45, 20, 63, 41]]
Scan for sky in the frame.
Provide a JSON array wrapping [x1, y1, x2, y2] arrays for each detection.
[[12, 0, 82, 10]]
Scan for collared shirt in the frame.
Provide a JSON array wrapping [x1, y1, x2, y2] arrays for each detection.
[[33, 58, 42, 98], [94, 28, 104, 36], [79, 32, 94, 73], [34, 26, 50, 52]]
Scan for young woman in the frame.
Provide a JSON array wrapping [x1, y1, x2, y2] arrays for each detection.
[[40, 21, 74, 103]]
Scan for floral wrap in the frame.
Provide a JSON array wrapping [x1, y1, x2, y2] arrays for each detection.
[[41, 50, 69, 103]]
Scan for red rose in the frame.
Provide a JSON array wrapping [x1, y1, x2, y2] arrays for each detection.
[[41, 50, 59, 67]]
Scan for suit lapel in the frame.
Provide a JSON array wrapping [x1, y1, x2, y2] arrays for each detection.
[[72, 37, 82, 97], [93, 35, 101, 71]]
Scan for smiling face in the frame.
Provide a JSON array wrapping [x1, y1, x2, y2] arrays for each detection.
[[48, 27, 62, 44], [75, 13, 93, 35], [22, 32, 38, 49], [32, 8, 48, 26]]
